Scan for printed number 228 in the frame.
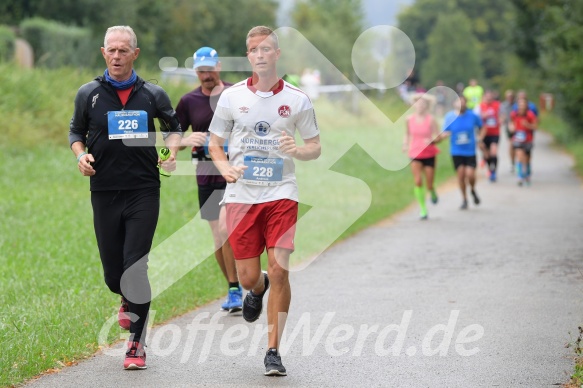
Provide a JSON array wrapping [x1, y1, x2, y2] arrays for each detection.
[[253, 167, 273, 177], [118, 119, 138, 130]]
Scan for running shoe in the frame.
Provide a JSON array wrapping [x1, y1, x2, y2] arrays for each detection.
[[460, 200, 468, 210], [243, 272, 269, 323], [221, 286, 243, 312], [430, 189, 438, 204], [471, 190, 480, 205], [264, 348, 287, 376], [124, 341, 147, 370], [118, 297, 131, 330], [489, 171, 497, 182], [420, 214, 428, 221]]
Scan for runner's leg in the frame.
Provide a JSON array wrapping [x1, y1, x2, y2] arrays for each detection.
[[267, 247, 291, 349], [411, 161, 427, 217], [218, 206, 238, 285]]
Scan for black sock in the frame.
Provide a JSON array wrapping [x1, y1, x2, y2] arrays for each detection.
[[491, 156, 498, 171], [229, 281, 240, 289], [486, 157, 493, 171]]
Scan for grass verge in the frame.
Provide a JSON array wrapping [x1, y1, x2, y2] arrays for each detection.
[[539, 112, 583, 177], [540, 112, 583, 387]]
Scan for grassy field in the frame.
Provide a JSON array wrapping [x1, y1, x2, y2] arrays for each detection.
[[0, 64, 459, 387]]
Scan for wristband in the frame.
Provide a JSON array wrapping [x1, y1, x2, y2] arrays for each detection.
[[77, 152, 87, 163]]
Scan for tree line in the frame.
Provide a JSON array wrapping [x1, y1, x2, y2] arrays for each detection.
[[397, 0, 582, 132], [0, 0, 581, 130]]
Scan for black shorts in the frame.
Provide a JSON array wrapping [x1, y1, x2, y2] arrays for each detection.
[[452, 155, 477, 170], [512, 142, 533, 155], [483, 135, 499, 148], [198, 181, 227, 221], [411, 157, 436, 168]]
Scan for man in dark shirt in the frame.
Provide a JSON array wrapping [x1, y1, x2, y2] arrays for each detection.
[[175, 47, 241, 312], [69, 25, 182, 370]]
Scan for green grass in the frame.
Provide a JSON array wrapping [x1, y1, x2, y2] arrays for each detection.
[[540, 113, 583, 388], [0, 64, 455, 387], [539, 111, 583, 177]]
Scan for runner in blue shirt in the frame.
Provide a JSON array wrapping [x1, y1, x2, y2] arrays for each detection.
[[435, 96, 485, 209]]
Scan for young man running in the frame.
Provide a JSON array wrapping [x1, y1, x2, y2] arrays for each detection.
[[208, 26, 321, 376], [175, 47, 241, 312]]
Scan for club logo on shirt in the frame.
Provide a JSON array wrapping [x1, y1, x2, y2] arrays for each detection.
[[239, 106, 249, 114], [278, 105, 291, 118], [254, 121, 271, 137]]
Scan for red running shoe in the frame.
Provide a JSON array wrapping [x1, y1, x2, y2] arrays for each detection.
[[118, 297, 131, 330], [124, 341, 147, 370]]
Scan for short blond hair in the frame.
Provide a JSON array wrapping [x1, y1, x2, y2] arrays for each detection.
[[246, 26, 279, 49], [104, 26, 137, 50]]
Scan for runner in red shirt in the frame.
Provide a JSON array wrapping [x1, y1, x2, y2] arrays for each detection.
[[510, 98, 537, 186], [479, 91, 501, 182]]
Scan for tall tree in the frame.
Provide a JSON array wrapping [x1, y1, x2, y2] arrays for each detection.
[[144, 0, 278, 67], [397, 0, 513, 82], [395, 0, 444, 77], [291, 0, 364, 81], [1, 0, 278, 70], [508, 0, 547, 68], [537, 0, 583, 129], [421, 11, 483, 88]]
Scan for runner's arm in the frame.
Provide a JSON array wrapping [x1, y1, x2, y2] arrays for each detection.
[[477, 125, 488, 142], [209, 133, 247, 183], [430, 117, 440, 144], [69, 83, 96, 176], [279, 133, 321, 161]]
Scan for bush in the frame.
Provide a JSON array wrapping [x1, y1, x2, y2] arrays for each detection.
[[490, 54, 544, 99], [20, 17, 98, 68], [0, 25, 15, 62]]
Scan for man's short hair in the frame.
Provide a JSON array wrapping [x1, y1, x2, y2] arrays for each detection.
[[104, 26, 138, 50], [246, 26, 279, 49]]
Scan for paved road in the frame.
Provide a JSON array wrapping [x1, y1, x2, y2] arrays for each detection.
[[27, 131, 583, 387]]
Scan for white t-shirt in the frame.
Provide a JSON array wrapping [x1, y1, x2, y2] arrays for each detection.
[[209, 78, 320, 204]]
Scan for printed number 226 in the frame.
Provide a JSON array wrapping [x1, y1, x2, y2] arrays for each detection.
[[118, 119, 138, 130], [253, 167, 273, 177]]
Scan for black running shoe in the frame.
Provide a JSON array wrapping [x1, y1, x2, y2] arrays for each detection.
[[264, 348, 286, 376], [243, 272, 269, 323], [471, 189, 480, 205]]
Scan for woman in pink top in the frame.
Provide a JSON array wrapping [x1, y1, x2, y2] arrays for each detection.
[[403, 94, 440, 219]]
